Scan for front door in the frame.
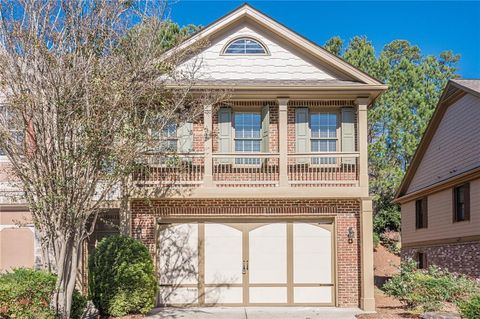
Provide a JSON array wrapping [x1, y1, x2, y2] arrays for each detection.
[[157, 221, 334, 306]]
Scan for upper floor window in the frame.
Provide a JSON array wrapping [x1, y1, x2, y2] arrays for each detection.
[[415, 197, 428, 229], [234, 112, 261, 164], [151, 122, 177, 152], [453, 183, 470, 222], [310, 112, 338, 164], [0, 104, 24, 158], [223, 37, 267, 55]]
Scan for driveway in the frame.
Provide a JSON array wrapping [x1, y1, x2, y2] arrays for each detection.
[[147, 307, 363, 319]]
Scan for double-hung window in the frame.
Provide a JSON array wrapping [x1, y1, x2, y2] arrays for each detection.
[[150, 122, 177, 153], [310, 112, 338, 164], [234, 112, 261, 165], [0, 105, 24, 158]]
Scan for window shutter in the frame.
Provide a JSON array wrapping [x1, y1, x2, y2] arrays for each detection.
[[218, 107, 232, 164], [464, 183, 471, 221], [341, 107, 356, 165], [422, 197, 428, 228], [261, 105, 270, 153], [177, 122, 193, 153], [295, 107, 309, 164]]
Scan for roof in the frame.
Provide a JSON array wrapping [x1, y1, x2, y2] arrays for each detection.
[[395, 79, 480, 202], [162, 3, 386, 89], [165, 79, 384, 88]]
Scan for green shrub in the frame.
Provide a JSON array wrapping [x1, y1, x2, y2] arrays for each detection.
[[383, 259, 480, 313], [458, 294, 480, 319], [373, 232, 380, 249], [380, 231, 401, 255], [0, 268, 86, 319], [89, 235, 157, 317], [373, 206, 401, 234]]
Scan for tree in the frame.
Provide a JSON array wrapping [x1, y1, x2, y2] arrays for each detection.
[[324, 36, 460, 233], [0, 1, 223, 318]]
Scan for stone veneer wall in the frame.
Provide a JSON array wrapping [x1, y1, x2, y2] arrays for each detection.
[[131, 198, 362, 307], [402, 241, 480, 278]]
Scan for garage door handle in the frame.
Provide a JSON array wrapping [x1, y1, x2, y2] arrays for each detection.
[[242, 260, 246, 274]]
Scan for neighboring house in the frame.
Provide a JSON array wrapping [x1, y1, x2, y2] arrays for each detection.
[[395, 79, 480, 278], [0, 4, 387, 311]]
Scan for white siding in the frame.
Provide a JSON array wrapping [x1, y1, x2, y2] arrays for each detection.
[[177, 22, 338, 81], [407, 94, 480, 194]]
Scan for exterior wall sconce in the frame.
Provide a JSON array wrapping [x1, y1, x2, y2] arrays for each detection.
[[347, 227, 355, 244]]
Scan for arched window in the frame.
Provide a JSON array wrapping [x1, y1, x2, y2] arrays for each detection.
[[223, 37, 267, 55]]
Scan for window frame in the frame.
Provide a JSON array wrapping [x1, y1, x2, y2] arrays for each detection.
[[416, 251, 427, 270], [453, 183, 470, 223], [309, 109, 341, 167], [0, 104, 24, 162], [232, 110, 263, 167], [415, 197, 428, 229], [221, 36, 269, 56]]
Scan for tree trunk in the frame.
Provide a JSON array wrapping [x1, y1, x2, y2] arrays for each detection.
[[52, 236, 82, 319]]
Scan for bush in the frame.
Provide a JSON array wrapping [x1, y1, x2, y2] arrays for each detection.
[[89, 235, 157, 317], [0, 268, 86, 319], [373, 233, 380, 250], [383, 259, 480, 313], [373, 206, 401, 234], [458, 294, 480, 319], [380, 230, 401, 255]]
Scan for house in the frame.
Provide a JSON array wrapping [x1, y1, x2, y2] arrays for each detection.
[[395, 79, 480, 278], [0, 4, 387, 311]]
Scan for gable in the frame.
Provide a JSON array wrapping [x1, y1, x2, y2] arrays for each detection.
[[177, 20, 343, 82], [406, 93, 480, 194], [163, 4, 385, 88]]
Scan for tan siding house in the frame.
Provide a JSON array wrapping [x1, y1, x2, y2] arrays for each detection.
[[0, 4, 387, 311], [396, 79, 480, 278]]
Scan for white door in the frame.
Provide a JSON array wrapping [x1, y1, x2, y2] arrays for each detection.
[[248, 223, 287, 304], [293, 223, 333, 304], [204, 224, 243, 305], [157, 221, 334, 306], [158, 223, 199, 305]]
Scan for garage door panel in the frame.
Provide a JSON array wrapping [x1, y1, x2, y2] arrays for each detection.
[[249, 223, 287, 284], [159, 287, 198, 305], [205, 224, 242, 285], [293, 223, 332, 284], [249, 287, 287, 304], [159, 224, 198, 285], [294, 287, 332, 304], [204, 286, 243, 304]]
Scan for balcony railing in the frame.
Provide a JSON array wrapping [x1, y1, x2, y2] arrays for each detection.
[[212, 153, 280, 187], [134, 152, 360, 188]]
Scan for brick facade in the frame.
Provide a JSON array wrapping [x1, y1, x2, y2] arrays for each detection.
[[402, 241, 480, 278], [131, 198, 362, 307]]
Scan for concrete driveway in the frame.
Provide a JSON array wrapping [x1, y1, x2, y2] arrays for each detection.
[[147, 307, 363, 319]]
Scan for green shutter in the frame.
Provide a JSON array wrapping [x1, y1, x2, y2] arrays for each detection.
[[218, 107, 232, 163], [177, 122, 193, 153], [295, 107, 309, 164], [261, 105, 270, 153], [341, 107, 356, 164]]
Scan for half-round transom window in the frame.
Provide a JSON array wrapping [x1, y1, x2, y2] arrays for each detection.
[[223, 37, 267, 55]]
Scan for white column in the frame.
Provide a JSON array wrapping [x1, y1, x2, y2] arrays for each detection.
[[203, 104, 213, 187], [278, 98, 289, 187], [356, 98, 370, 192]]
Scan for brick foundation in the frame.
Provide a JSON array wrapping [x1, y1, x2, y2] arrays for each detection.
[[131, 198, 362, 307], [402, 241, 480, 278]]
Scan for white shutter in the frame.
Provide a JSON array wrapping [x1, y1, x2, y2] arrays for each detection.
[[177, 122, 193, 153], [261, 105, 270, 153]]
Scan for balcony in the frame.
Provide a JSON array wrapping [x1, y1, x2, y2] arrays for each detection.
[[134, 151, 359, 188]]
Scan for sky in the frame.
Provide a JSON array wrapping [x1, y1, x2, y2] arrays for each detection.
[[167, 1, 480, 79]]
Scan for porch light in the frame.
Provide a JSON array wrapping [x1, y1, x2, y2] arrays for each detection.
[[347, 227, 355, 244]]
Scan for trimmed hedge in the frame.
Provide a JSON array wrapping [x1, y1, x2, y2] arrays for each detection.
[[88, 235, 157, 317], [0, 268, 86, 319]]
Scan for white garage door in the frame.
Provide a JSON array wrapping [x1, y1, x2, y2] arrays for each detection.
[[158, 221, 334, 306]]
